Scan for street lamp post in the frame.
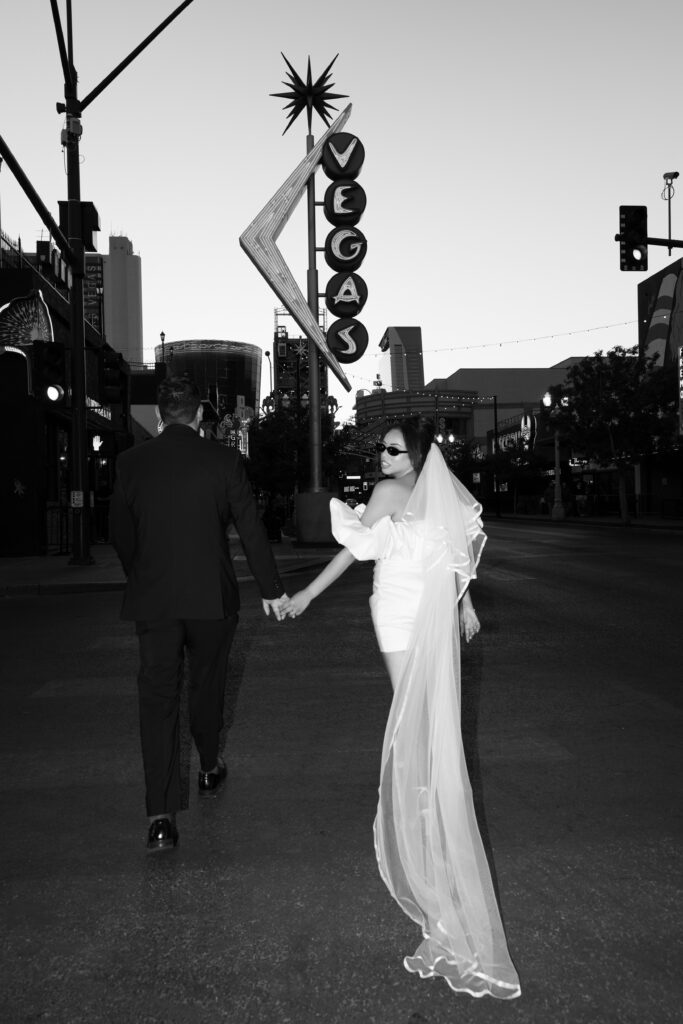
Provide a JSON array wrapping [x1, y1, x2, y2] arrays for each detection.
[[264, 350, 272, 394], [48, 0, 196, 563], [0, 155, 3, 268], [493, 394, 501, 518], [543, 390, 566, 520], [160, 330, 166, 371]]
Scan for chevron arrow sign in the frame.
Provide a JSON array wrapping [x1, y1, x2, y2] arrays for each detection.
[[240, 105, 353, 391]]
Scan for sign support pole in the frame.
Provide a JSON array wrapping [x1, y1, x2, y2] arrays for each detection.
[[306, 132, 323, 493]]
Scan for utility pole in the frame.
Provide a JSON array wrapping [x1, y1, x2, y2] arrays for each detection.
[[47, 0, 196, 563], [661, 171, 679, 257]]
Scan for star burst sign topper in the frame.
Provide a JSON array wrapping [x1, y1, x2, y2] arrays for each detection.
[[271, 53, 347, 135], [239, 55, 352, 390]]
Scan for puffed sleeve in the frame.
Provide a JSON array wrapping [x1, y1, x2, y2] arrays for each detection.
[[330, 498, 383, 561]]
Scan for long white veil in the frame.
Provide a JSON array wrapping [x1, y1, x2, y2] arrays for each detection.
[[373, 444, 521, 999]]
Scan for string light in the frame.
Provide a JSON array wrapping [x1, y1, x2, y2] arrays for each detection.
[[336, 312, 676, 405], [423, 318, 645, 354]]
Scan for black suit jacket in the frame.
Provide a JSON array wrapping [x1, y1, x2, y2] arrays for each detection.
[[109, 425, 284, 621]]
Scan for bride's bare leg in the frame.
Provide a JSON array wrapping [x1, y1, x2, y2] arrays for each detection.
[[382, 650, 408, 691]]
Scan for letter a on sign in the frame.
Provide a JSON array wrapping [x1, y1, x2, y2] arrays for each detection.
[[334, 276, 361, 305], [324, 271, 368, 317]]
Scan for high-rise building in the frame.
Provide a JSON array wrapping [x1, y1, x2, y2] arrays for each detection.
[[99, 235, 143, 364], [379, 326, 424, 391]]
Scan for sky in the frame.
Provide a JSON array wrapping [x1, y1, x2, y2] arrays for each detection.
[[1, 0, 682, 422]]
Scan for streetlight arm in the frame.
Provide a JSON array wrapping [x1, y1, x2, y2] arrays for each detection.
[[49, 0, 75, 91], [79, 0, 197, 111], [0, 135, 73, 261]]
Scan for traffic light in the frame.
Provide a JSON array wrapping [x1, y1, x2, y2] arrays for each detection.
[[619, 205, 648, 271], [101, 348, 125, 405], [32, 340, 66, 402], [58, 200, 100, 251]]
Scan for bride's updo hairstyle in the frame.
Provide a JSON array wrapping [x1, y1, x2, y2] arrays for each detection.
[[395, 416, 435, 476]]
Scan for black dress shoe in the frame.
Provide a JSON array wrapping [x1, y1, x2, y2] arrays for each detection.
[[198, 758, 227, 796], [146, 816, 178, 853]]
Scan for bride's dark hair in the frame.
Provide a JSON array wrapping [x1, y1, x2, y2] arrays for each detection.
[[389, 416, 435, 475]]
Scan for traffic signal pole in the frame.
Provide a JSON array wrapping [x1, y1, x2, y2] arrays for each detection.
[[47, 0, 197, 563], [615, 232, 683, 249]]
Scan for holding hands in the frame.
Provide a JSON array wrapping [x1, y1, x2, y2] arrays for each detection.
[[262, 590, 312, 620], [281, 588, 312, 619], [262, 595, 290, 621]]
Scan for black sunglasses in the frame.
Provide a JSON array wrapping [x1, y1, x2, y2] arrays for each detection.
[[375, 442, 408, 456]]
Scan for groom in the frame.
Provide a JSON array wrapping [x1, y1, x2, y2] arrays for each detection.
[[110, 376, 288, 852]]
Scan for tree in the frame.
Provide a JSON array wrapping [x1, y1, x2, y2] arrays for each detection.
[[552, 345, 679, 522], [247, 406, 341, 502], [247, 408, 305, 500]]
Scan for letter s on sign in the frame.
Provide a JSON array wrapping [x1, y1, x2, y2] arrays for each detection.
[[327, 318, 369, 363]]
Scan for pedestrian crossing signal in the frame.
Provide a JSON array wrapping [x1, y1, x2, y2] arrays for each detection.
[[32, 340, 66, 401]]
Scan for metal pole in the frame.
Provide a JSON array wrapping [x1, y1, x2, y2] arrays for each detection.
[[47, 0, 196, 562], [265, 350, 272, 393], [306, 131, 323, 492], [493, 394, 501, 518], [62, 10, 93, 564], [551, 427, 565, 519]]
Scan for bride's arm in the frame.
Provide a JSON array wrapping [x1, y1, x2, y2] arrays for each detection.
[[285, 482, 397, 617], [285, 547, 356, 616]]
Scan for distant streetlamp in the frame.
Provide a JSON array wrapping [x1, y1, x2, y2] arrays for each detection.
[[160, 330, 166, 369], [265, 350, 273, 393], [542, 390, 567, 520], [0, 155, 3, 268]]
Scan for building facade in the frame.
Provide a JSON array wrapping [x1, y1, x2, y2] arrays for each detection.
[[153, 339, 262, 454], [0, 233, 136, 555], [270, 318, 330, 411]]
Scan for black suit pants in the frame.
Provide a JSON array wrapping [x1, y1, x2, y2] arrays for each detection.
[[135, 615, 238, 816]]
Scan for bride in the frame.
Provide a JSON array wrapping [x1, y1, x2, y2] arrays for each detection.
[[283, 416, 520, 999]]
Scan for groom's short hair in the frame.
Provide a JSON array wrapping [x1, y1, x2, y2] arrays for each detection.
[[158, 376, 202, 424]]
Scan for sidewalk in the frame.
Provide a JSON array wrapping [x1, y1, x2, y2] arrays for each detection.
[[0, 535, 338, 596]]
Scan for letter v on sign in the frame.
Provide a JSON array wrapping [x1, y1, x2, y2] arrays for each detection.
[[239, 106, 353, 391], [329, 138, 357, 170]]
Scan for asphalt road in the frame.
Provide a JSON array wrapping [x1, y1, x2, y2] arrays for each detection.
[[0, 521, 681, 1024]]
